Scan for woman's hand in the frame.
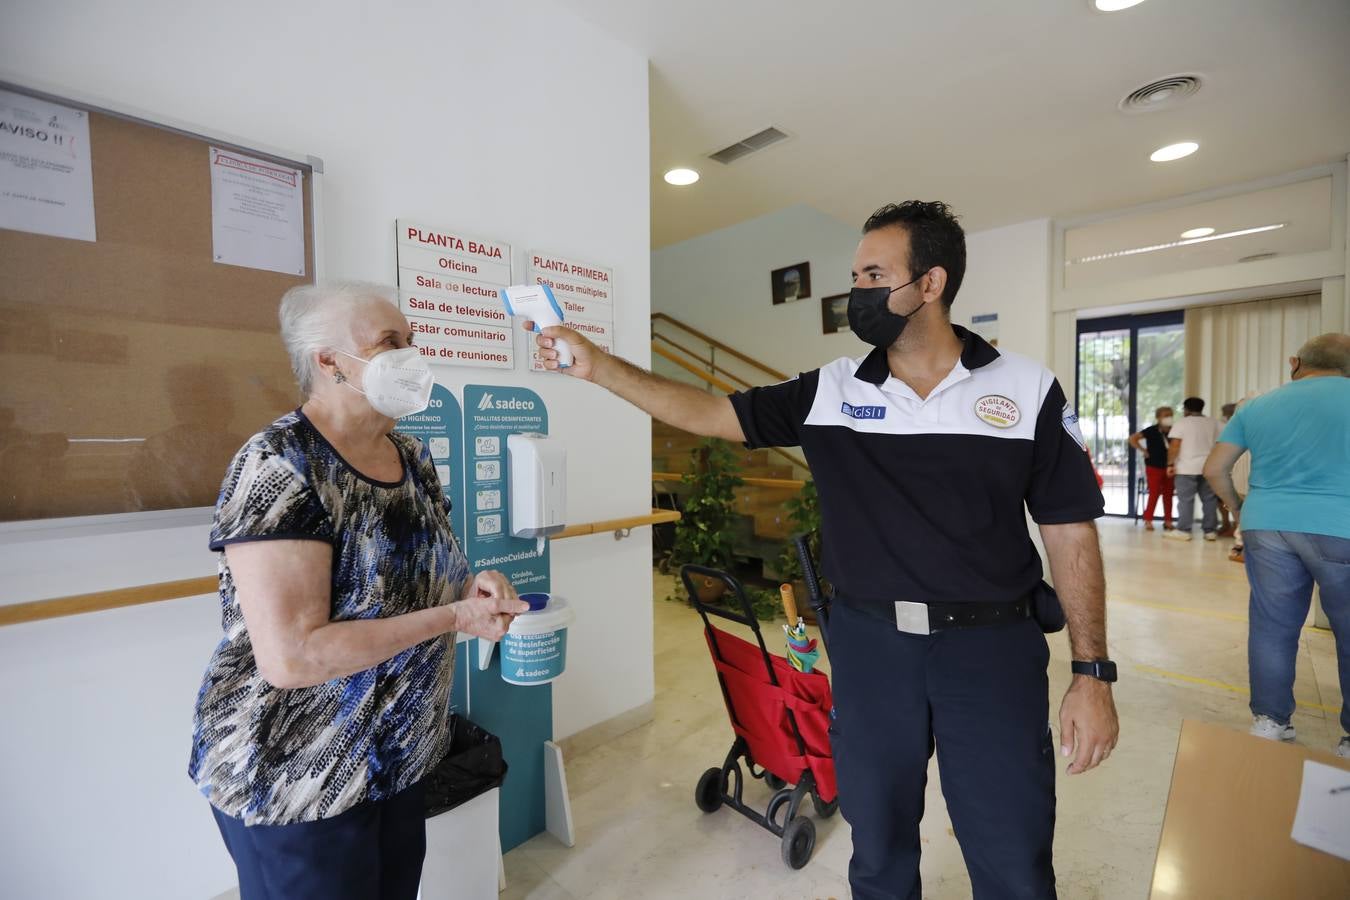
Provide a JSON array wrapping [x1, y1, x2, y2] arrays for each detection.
[[452, 570, 529, 641]]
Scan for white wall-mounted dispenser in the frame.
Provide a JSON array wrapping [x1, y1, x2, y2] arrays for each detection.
[[507, 432, 566, 550]]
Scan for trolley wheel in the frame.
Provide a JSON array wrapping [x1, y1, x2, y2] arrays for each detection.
[[764, 773, 787, 791], [781, 816, 816, 869], [812, 793, 839, 819], [695, 767, 724, 813]]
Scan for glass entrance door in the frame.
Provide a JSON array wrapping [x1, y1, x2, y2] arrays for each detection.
[[1076, 311, 1184, 516]]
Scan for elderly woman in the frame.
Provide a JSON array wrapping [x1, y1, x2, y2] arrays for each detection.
[[189, 282, 526, 900]]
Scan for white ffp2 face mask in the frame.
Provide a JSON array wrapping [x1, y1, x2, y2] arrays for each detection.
[[337, 347, 434, 418]]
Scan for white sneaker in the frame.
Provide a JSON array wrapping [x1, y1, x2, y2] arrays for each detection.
[[1163, 530, 1193, 542], [1203, 532, 1217, 542], [1250, 715, 1296, 742], [1337, 737, 1350, 759]]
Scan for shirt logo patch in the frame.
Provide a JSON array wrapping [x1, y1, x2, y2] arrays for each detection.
[[841, 402, 886, 420], [1062, 403, 1087, 450], [974, 394, 1020, 428]]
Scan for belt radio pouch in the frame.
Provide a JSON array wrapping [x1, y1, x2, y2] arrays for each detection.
[[1032, 581, 1066, 634]]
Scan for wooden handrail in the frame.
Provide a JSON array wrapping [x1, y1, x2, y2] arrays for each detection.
[[651, 344, 738, 393], [653, 471, 806, 490], [651, 333, 754, 390], [0, 509, 683, 628], [0, 576, 219, 628], [552, 508, 680, 539], [651, 312, 788, 382]]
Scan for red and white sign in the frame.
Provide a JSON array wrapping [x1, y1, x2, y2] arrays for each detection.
[[397, 219, 513, 369], [529, 253, 612, 288], [396, 243, 512, 288], [527, 250, 615, 373], [530, 274, 612, 310], [399, 271, 507, 306], [538, 291, 610, 325], [408, 316, 512, 350], [416, 340, 513, 370], [400, 291, 509, 328]]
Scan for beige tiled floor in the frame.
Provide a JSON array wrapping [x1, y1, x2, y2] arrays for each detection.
[[503, 519, 1343, 899]]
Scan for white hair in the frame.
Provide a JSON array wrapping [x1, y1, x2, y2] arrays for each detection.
[[278, 281, 398, 397]]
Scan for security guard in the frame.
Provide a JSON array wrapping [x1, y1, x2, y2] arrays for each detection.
[[527, 201, 1119, 899]]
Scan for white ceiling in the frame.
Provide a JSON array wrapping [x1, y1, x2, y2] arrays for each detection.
[[1063, 175, 1333, 287], [556, 0, 1350, 248]]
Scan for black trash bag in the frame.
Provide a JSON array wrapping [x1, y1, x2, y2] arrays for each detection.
[[423, 714, 508, 818]]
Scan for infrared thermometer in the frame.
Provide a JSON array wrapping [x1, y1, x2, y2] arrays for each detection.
[[500, 283, 573, 368]]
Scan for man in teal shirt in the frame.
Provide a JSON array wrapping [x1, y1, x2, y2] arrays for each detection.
[[1205, 332, 1350, 758]]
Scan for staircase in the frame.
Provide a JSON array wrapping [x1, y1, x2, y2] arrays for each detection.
[[649, 314, 809, 568]]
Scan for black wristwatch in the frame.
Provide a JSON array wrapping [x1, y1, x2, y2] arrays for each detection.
[[1071, 659, 1118, 683]]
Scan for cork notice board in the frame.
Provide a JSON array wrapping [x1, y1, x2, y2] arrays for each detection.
[[0, 84, 316, 521]]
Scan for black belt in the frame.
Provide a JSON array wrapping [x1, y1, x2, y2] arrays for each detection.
[[893, 595, 1033, 635]]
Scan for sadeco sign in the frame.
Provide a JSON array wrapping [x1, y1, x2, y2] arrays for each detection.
[[395, 384, 465, 536], [461, 384, 552, 852]]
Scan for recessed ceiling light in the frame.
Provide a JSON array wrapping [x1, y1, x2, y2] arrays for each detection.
[[1180, 227, 1215, 239], [1067, 223, 1286, 265], [663, 168, 699, 186], [1095, 0, 1147, 10], [1150, 141, 1199, 162]]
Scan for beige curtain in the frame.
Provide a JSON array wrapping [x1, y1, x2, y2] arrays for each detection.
[[1184, 293, 1322, 410]]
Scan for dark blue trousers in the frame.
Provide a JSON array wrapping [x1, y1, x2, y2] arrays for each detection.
[[828, 600, 1057, 899], [211, 779, 427, 900]]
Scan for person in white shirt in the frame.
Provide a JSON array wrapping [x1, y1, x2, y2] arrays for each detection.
[[1163, 397, 1224, 542]]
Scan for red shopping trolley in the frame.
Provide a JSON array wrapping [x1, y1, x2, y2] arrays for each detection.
[[682, 553, 837, 870]]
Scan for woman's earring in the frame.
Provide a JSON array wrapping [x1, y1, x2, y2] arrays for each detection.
[[334, 370, 346, 384]]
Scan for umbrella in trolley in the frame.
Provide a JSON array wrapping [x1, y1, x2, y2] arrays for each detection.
[[779, 583, 820, 674]]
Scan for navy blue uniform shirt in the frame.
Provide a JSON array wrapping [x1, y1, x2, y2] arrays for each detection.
[[729, 326, 1103, 621]]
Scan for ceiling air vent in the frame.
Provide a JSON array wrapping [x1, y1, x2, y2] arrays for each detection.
[[1119, 75, 1203, 113], [708, 127, 789, 164], [1238, 252, 1277, 263]]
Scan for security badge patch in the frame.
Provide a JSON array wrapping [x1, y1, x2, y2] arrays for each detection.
[[1061, 402, 1087, 449], [974, 394, 1020, 428]]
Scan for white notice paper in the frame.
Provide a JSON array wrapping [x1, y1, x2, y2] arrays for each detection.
[[0, 88, 96, 242], [210, 147, 305, 275], [1290, 760, 1350, 862]]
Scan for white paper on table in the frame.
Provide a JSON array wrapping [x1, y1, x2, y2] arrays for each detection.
[[209, 146, 305, 275], [1290, 760, 1350, 862], [0, 88, 96, 242]]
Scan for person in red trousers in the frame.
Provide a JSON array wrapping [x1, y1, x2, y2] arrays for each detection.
[[1130, 407, 1175, 531]]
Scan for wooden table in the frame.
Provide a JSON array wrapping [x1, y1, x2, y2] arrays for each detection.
[[1150, 719, 1350, 899]]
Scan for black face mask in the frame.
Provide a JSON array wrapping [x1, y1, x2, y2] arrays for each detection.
[[847, 272, 928, 348]]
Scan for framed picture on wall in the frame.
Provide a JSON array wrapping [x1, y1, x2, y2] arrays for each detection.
[[770, 261, 811, 304], [821, 293, 850, 334]]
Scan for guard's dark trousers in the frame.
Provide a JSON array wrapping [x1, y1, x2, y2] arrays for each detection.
[[829, 599, 1056, 899]]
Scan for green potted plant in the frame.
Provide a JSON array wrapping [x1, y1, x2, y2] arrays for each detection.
[[664, 438, 743, 603]]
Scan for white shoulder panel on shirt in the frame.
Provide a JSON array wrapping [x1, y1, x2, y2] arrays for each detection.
[[803, 351, 1055, 441]]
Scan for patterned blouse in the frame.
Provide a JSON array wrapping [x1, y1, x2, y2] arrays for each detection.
[[189, 409, 467, 825]]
